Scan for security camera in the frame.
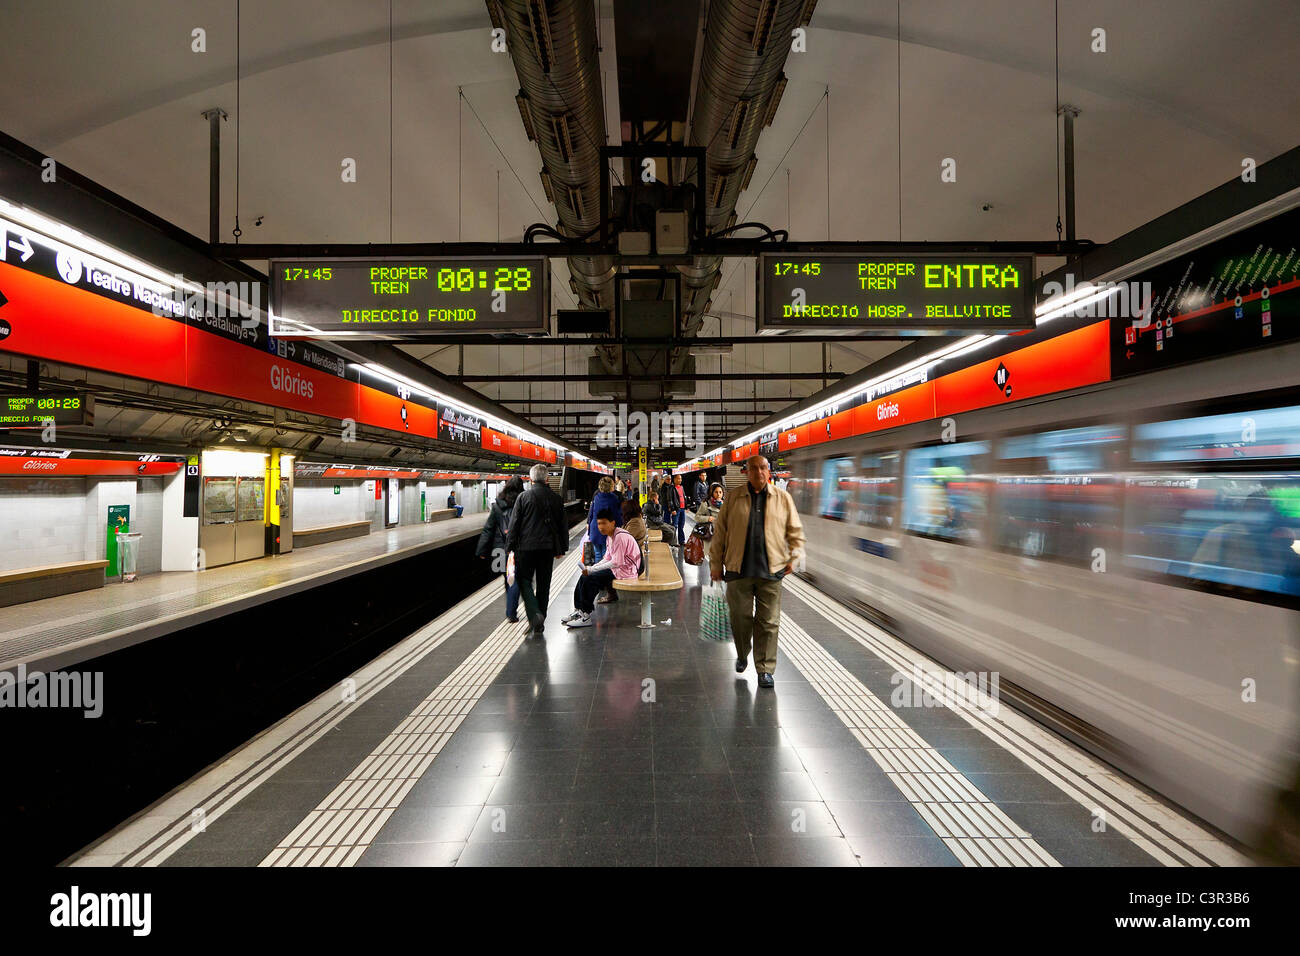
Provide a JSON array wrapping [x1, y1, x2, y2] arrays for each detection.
[[980, 203, 994, 212], [254, 215, 265, 227]]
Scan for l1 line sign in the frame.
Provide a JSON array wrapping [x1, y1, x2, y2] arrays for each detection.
[[758, 253, 1036, 333]]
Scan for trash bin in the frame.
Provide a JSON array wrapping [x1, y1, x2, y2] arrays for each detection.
[[115, 531, 142, 582], [454, 505, 464, 518]]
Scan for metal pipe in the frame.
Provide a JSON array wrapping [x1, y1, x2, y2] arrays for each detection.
[[1061, 105, 1080, 245], [201, 108, 227, 245]]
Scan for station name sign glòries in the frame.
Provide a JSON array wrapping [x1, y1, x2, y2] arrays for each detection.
[[269, 257, 550, 338], [758, 253, 1036, 332]]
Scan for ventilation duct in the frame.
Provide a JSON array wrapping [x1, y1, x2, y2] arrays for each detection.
[[491, 0, 614, 311], [678, 0, 814, 335]]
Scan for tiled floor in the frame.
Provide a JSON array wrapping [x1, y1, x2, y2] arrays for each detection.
[[0, 512, 492, 672], [91, 535, 1244, 868]]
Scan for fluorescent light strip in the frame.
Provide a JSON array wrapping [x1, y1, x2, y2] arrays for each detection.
[[2, 202, 259, 314], [360, 362, 576, 458]]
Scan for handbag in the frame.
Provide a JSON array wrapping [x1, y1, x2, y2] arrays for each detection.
[[684, 533, 705, 565], [583, 539, 596, 565], [698, 580, 733, 642]]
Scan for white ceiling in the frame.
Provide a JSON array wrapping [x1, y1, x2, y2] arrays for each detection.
[[2, 0, 1297, 448]]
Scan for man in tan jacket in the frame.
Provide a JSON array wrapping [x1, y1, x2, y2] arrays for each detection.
[[709, 455, 805, 688]]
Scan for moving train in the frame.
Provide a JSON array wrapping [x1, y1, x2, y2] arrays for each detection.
[[786, 332, 1300, 850]]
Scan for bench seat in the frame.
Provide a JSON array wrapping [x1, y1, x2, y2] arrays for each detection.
[[292, 520, 371, 548], [0, 560, 109, 608], [612, 542, 682, 627]]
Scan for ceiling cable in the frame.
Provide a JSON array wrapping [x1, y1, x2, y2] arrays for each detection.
[[1054, 0, 1062, 242], [232, 0, 241, 242], [389, 0, 393, 244]]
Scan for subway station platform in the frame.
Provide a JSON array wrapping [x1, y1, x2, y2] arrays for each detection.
[[70, 534, 1249, 869], [0, 513, 491, 674]]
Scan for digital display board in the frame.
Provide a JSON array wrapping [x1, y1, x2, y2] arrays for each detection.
[[269, 257, 549, 338], [0, 392, 93, 428], [758, 253, 1035, 332]]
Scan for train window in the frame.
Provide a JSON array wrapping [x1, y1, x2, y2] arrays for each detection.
[[857, 452, 900, 528], [994, 426, 1124, 566], [1124, 473, 1300, 596], [1132, 405, 1300, 463], [902, 442, 991, 544], [818, 457, 856, 521]]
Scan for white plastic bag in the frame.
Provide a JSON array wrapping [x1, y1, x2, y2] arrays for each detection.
[[506, 551, 516, 587]]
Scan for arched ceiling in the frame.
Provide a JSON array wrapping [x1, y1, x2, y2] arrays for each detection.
[[2, 0, 1296, 454]]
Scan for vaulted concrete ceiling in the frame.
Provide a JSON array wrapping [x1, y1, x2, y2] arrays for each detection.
[[1, 0, 1296, 453]]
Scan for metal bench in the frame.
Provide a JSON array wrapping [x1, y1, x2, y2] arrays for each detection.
[[612, 541, 683, 629]]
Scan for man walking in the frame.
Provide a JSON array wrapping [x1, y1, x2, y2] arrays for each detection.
[[507, 463, 568, 639], [709, 455, 805, 688]]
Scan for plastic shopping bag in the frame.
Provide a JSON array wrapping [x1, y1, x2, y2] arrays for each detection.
[[506, 551, 516, 587], [698, 579, 733, 642]]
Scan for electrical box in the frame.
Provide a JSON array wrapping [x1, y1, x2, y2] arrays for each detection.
[[618, 231, 652, 255], [656, 209, 689, 255]]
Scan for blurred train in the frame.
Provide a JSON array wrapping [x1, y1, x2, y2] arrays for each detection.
[[786, 334, 1300, 851]]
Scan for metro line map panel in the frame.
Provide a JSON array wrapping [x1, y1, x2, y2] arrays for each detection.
[[1110, 205, 1300, 377]]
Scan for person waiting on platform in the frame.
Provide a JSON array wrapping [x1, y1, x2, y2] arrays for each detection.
[[475, 475, 524, 622], [563, 509, 641, 628], [621, 498, 649, 550], [447, 490, 456, 508], [658, 473, 682, 546], [691, 471, 708, 510], [694, 482, 725, 531], [671, 474, 688, 545], [586, 476, 624, 561]]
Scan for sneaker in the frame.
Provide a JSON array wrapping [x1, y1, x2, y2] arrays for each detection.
[[560, 609, 582, 624], [566, 612, 593, 628], [596, 591, 618, 604]]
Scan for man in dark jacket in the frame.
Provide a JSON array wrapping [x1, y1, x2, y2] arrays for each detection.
[[507, 464, 568, 638], [691, 472, 708, 509], [477, 475, 524, 622]]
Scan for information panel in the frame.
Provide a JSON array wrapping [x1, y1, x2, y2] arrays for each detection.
[[269, 257, 549, 337], [758, 254, 1035, 332], [0, 392, 93, 427]]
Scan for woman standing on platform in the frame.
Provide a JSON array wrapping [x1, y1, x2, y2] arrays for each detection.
[[476, 475, 525, 622]]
